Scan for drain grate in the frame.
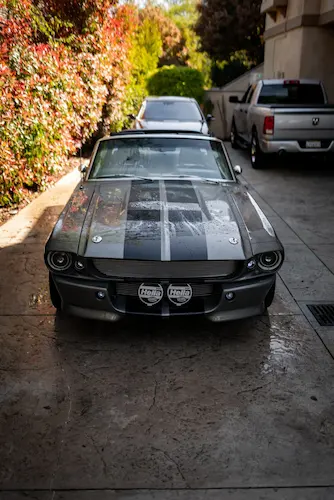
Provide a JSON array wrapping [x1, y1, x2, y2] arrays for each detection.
[[307, 304, 334, 326]]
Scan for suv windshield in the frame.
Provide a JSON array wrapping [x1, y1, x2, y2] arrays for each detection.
[[258, 83, 325, 105], [89, 137, 233, 181], [143, 101, 202, 121]]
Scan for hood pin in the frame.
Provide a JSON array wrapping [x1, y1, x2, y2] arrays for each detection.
[[92, 235, 102, 243], [229, 237, 238, 245]]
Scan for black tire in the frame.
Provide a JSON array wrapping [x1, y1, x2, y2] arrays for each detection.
[[251, 131, 265, 169], [230, 121, 239, 149], [264, 279, 276, 309], [49, 273, 62, 310]]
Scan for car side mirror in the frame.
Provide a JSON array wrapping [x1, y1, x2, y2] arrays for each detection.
[[78, 164, 87, 178], [233, 165, 242, 175], [229, 96, 240, 104], [128, 113, 136, 120], [206, 114, 215, 123]]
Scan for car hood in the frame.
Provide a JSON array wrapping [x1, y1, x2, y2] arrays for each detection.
[[47, 180, 280, 261], [139, 120, 208, 134]]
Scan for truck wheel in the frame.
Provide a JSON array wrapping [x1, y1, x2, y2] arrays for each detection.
[[49, 273, 62, 310], [264, 279, 276, 309], [230, 121, 239, 149], [251, 131, 265, 169]]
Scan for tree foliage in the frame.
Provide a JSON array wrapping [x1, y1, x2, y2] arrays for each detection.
[[167, 0, 211, 86], [195, 0, 264, 65], [147, 66, 204, 103], [0, 0, 134, 206]]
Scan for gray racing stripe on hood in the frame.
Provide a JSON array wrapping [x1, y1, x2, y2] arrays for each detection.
[[192, 184, 247, 261]]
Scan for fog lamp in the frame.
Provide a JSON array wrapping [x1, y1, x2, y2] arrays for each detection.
[[96, 291, 106, 300]]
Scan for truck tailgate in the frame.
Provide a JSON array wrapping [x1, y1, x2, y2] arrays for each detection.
[[273, 107, 334, 142]]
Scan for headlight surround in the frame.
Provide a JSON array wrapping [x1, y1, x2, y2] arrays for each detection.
[[258, 251, 283, 272], [47, 251, 73, 272]]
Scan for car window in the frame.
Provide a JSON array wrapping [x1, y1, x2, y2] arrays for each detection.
[[241, 86, 252, 104], [143, 101, 202, 121], [258, 84, 325, 105], [246, 86, 256, 104], [89, 138, 233, 181]]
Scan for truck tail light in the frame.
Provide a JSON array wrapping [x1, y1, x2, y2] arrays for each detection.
[[284, 79, 300, 85], [263, 116, 275, 135]]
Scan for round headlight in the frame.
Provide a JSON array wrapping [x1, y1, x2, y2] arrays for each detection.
[[47, 251, 72, 271], [258, 251, 282, 272]]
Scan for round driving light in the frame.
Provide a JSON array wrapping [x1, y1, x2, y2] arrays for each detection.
[[47, 251, 72, 271], [225, 292, 235, 301], [247, 259, 256, 270], [96, 291, 105, 300], [75, 260, 85, 271], [258, 251, 282, 271]]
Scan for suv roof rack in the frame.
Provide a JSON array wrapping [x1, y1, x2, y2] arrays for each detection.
[[109, 129, 210, 137]]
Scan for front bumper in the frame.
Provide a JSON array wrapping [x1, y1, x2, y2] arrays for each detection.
[[53, 274, 275, 323], [260, 139, 334, 155]]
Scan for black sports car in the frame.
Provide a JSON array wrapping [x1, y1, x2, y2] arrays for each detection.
[[45, 130, 284, 322]]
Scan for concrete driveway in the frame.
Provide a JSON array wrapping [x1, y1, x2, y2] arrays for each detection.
[[0, 150, 334, 500]]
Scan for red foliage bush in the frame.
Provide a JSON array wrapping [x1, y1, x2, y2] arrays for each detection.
[[0, 0, 134, 206]]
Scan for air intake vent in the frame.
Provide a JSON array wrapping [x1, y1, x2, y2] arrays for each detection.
[[307, 304, 334, 327]]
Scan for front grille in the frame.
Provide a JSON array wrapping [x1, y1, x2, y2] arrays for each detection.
[[307, 304, 334, 326], [93, 259, 237, 279], [116, 282, 213, 297]]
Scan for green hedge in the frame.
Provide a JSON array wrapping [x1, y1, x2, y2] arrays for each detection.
[[147, 66, 205, 104]]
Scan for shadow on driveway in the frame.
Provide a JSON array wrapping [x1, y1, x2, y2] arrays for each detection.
[[0, 205, 334, 493]]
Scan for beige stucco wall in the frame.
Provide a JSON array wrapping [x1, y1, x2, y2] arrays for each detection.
[[264, 29, 303, 78], [321, 0, 334, 14], [300, 26, 334, 102], [263, 0, 334, 102]]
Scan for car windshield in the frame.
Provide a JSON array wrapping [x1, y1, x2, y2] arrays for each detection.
[[143, 101, 202, 121], [258, 83, 325, 105], [89, 137, 233, 181]]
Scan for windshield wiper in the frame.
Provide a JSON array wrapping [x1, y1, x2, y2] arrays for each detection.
[[96, 174, 154, 182], [161, 175, 229, 185]]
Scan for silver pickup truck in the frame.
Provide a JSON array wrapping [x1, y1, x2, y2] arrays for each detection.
[[229, 79, 334, 168]]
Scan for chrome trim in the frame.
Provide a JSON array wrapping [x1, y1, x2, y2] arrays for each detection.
[[116, 282, 214, 297]]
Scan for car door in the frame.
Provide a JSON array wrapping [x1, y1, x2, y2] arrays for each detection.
[[234, 86, 251, 137], [239, 85, 256, 140]]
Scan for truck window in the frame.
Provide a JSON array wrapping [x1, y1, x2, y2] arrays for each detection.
[[241, 86, 252, 104], [258, 84, 325, 105], [246, 86, 256, 104]]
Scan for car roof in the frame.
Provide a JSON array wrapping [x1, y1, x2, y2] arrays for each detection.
[[100, 130, 217, 142], [145, 96, 197, 102], [261, 79, 321, 85]]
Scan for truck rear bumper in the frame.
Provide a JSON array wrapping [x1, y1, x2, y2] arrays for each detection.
[[260, 139, 334, 155]]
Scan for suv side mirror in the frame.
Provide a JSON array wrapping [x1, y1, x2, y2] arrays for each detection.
[[128, 113, 136, 121], [206, 114, 215, 123], [233, 165, 242, 175], [78, 164, 87, 176], [229, 96, 240, 104]]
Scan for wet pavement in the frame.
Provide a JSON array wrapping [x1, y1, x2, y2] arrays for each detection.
[[1, 154, 334, 499]]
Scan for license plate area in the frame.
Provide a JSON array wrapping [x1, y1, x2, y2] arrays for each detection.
[[306, 141, 322, 148]]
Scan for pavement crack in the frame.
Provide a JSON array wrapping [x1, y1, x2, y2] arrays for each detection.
[[152, 447, 190, 487], [89, 435, 108, 477], [176, 353, 199, 361], [49, 379, 72, 500], [237, 382, 271, 396], [149, 379, 158, 411]]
